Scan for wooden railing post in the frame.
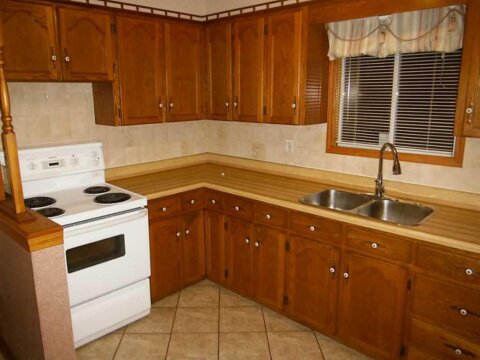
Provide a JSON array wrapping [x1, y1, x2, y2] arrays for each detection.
[[0, 19, 25, 214]]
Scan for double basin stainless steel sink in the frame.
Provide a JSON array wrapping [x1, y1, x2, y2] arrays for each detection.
[[299, 189, 434, 226]]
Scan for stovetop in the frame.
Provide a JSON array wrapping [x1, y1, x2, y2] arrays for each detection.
[[25, 183, 147, 226]]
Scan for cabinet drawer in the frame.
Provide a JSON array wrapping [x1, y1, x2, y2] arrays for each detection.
[[148, 196, 180, 220], [290, 212, 342, 244], [346, 226, 411, 263], [255, 202, 288, 229], [224, 194, 254, 221], [412, 275, 480, 339], [408, 319, 480, 360], [180, 189, 204, 212], [204, 189, 224, 212], [416, 245, 480, 288]]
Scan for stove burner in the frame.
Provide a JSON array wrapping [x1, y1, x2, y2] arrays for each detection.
[[84, 186, 111, 195], [94, 192, 131, 204], [25, 196, 56, 209], [36, 207, 65, 218]]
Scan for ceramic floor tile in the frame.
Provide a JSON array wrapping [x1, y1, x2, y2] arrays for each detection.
[[178, 285, 220, 307], [220, 306, 265, 333], [315, 332, 372, 360], [114, 334, 170, 360], [173, 307, 219, 333], [193, 279, 220, 287], [125, 308, 175, 334], [263, 307, 309, 332], [220, 288, 256, 307], [219, 332, 270, 360], [268, 331, 323, 360], [152, 292, 180, 308], [111, 326, 126, 334], [76, 333, 122, 360], [167, 333, 218, 360]]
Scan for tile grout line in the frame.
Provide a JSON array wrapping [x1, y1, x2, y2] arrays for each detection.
[[313, 331, 327, 360], [164, 292, 181, 360], [261, 306, 273, 360], [111, 326, 126, 360], [217, 286, 221, 359]]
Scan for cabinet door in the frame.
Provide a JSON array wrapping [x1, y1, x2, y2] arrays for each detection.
[[205, 210, 225, 284], [57, 8, 113, 81], [253, 225, 286, 310], [1, 0, 60, 80], [149, 216, 182, 302], [264, 10, 302, 124], [165, 22, 202, 121], [226, 216, 253, 297], [182, 210, 206, 285], [116, 16, 165, 125], [233, 17, 264, 122], [338, 251, 409, 359], [287, 235, 339, 334], [207, 22, 232, 121]]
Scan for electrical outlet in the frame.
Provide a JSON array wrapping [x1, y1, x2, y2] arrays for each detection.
[[285, 139, 294, 153]]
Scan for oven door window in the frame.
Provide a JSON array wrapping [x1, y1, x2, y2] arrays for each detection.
[[66, 235, 126, 273]]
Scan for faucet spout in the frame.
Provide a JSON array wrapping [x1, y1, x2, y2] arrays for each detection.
[[375, 143, 402, 198]]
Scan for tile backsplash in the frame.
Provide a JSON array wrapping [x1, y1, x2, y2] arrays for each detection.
[[5, 82, 480, 194]]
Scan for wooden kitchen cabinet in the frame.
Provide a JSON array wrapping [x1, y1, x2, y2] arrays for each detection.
[[1, 0, 60, 80], [205, 209, 225, 284], [286, 235, 339, 334], [115, 16, 165, 125], [57, 8, 114, 81], [207, 22, 232, 120], [338, 251, 409, 359], [181, 209, 206, 285], [253, 225, 286, 310], [232, 16, 265, 122], [165, 22, 203, 121]]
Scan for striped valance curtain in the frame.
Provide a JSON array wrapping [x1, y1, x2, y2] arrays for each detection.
[[326, 5, 466, 60]]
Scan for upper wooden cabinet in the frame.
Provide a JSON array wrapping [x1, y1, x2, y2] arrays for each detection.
[[165, 22, 203, 122], [57, 8, 114, 81], [115, 16, 165, 125], [206, 22, 232, 121], [232, 17, 265, 122], [1, 0, 60, 80], [264, 10, 302, 125]]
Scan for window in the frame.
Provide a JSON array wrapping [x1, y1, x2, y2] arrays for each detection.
[[329, 49, 465, 166]]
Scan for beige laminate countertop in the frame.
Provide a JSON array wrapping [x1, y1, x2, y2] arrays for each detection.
[[111, 163, 480, 254]]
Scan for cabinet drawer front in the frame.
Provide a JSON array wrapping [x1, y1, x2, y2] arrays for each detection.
[[346, 226, 411, 263], [180, 189, 204, 212], [290, 212, 342, 244], [412, 275, 480, 338], [416, 246, 480, 287], [148, 196, 180, 220], [224, 195, 254, 221], [255, 202, 288, 228], [409, 319, 480, 360], [204, 189, 224, 212]]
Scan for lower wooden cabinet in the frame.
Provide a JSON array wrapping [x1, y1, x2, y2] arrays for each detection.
[[338, 252, 409, 359], [204, 209, 225, 284], [286, 235, 339, 334], [182, 210, 206, 285]]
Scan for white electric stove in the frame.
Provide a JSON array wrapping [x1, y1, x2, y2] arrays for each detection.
[[0, 142, 151, 348]]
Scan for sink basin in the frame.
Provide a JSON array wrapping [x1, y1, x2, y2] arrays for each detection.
[[299, 190, 372, 211], [354, 199, 434, 226]]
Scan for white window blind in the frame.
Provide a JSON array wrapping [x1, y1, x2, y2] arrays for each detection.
[[337, 49, 462, 156]]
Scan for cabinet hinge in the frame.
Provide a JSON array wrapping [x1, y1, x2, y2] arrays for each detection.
[[400, 345, 406, 357], [285, 241, 290, 251], [111, 22, 116, 33], [283, 295, 289, 305], [407, 279, 412, 290], [224, 269, 229, 278], [264, 24, 269, 34], [224, 221, 228, 231], [263, 105, 267, 115]]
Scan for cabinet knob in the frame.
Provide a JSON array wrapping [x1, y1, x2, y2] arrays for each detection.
[[329, 267, 336, 274], [169, 102, 174, 109], [162, 207, 167, 212], [245, 238, 250, 244], [185, 229, 190, 235], [343, 272, 349, 279], [65, 56, 70, 62], [234, 206, 240, 211], [265, 214, 271, 220], [233, 96, 239, 109], [254, 241, 260, 247], [455, 349, 462, 356], [459, 308, 468, 316], [225, 101, 230, 108], [465, 268, 475, 276], [309, 226, 315, 232], [190, 199, 196, 205], [51, 54, 57, 61], [211, 199, 216, 204], [159, 103, 164, 109], [466, 103, 474, 124], [371, 242, 378, 249], [291, 103, 296, 109], [176, 232, 181, 237]]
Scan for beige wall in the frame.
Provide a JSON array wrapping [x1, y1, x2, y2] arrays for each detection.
[[6, 82, 480, 194]]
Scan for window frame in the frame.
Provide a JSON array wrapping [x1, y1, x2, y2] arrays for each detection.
[[326, 58, 466, 167]]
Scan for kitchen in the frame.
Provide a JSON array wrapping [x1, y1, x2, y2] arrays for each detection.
[[0, 0, 479, 359]]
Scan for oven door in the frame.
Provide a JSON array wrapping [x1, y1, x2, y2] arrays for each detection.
[[64, 208, 150, 307]]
